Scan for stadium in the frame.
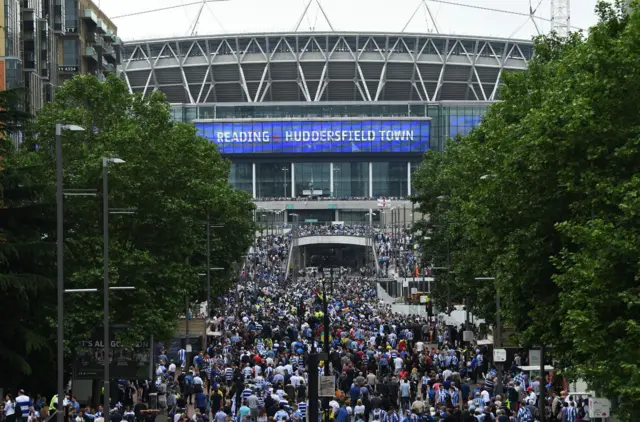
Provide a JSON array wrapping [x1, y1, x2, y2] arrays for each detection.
[[121, 30, 533, 225]]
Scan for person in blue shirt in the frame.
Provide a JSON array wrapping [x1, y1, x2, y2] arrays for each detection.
[[336, 404, 349, 422], [195, 391, 208, 415], [274, 404, 289, 421]]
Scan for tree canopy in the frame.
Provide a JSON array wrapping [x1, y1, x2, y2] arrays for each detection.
[[1, 74, 255, 390], [412, 2, 640, 417]]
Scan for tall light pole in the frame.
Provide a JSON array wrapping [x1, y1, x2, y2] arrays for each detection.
[[205, 215, 224, 319], [55, 123, 85, 422], [102, 156, 125, 419], [475, 276, 501, 395], [282, 166, 289, 197]]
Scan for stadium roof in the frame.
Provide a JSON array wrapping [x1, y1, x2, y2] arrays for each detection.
[[122, 32, 532, 103]]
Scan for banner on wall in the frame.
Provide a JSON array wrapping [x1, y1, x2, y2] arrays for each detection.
[[194, 118, 431, 154]]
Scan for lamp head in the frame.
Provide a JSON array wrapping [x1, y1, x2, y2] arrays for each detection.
[[63, 124, 85, 132]]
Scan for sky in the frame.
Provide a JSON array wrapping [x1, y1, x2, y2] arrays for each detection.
[[97, 0, 602, 42]]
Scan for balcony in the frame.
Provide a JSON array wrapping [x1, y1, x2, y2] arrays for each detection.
[[84, 46, 97, 61], [104, 29, 117, 42], [96, 19, 106, 33], [21, 9, 35, 22], [90, 34, 105, 49], [103, 44, 116, 62], [81, 8, 98, 24]]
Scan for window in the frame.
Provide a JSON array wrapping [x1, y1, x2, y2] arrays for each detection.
[[372, 162, 408, 198], [65, 0, 77, 31], [62, 39, 78, 65], [228, 163, 252, 194]]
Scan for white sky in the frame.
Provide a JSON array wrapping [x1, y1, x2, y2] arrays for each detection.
[[97, 0, 602, 42]]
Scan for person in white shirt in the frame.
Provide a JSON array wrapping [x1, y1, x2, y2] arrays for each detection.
[[168, 362, 177, 377], [480, 388, 491, 405], [415, 341, 424, 352], [193, 374, 204, 386], [290, 374, 301, 387], [4, 394, 15, 422], [394, 356, 404, 375], [328, 400, 340, 414]]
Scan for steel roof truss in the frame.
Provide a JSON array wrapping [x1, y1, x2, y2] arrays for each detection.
[[170, 43, 195, 104]]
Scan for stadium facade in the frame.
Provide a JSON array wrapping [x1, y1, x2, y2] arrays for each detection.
[[122, 32, 532, 225]]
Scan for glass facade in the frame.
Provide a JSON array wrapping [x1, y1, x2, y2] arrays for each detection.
[[229, 162, 252, 194], [4, 0, 20, 58], [371, 162, 408, 198], [333, 162, 368, 198], [168, 102, 492, 199], [294, 163, 330, 196], [173, 102, 490, 151], [256, 163, 290, 198]]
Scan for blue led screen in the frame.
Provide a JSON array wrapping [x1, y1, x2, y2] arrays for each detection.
[[449, 115, 483, 138], [195, 119, 430, 154]]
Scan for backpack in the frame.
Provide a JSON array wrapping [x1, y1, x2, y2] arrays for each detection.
[[185, 375, 193, 387]]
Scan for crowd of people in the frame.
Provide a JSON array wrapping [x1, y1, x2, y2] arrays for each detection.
[[0, 227, 596, 422], [146, 230, 592, 422], [297, 224, 371, 238]]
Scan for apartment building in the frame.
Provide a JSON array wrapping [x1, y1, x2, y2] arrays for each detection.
[[57, 0, 123, 85], [0, 0, 122, 114]]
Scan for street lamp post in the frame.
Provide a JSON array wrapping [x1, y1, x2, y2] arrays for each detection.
[[475, 276, 502, 395], [102, 157, 125, 418], [55, 123, 85, 422], [282, 166, 289, 197], [205, 216, 224, 319]]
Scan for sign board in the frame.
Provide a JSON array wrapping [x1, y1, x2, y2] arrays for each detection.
[[74, 327, 151, 380], [319, 376, 335, 397], [588, 398, 611, 418], [493, 348, 507, 363], [305, 219, 318, 223], [186, 344, 193, 352], [58, 65, 78, 72], [529, 349, 541, 367], [194, 118, 431, 154], [463, 330, 474, 342], [419, 295, 428, 303], [327, 204, 337, 209], [285, 204, 295, 210]]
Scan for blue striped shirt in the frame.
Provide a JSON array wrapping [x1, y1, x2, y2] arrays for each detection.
[[15, 395, 33, 417], [516, 407, 532, 422], [298, 402, 307, 418]]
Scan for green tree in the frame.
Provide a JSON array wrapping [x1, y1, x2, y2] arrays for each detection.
[[28, 73, 255, 352], [0, 89, 56, 390], [413, 2, 640, 417]]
